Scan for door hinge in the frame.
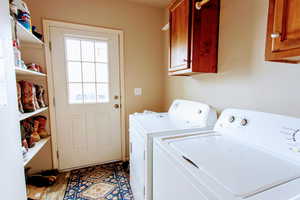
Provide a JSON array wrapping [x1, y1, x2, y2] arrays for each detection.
[[56, 150, 59, 159], [130, 142, 132, 154], [144, 186, 146, 197], [49, 42, 52, 51], [143, 151, 145, 161], [53, 97, 56, 107]]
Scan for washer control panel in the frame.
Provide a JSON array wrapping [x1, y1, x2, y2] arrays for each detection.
[[215, 109, 300, 163], [220, 115, 249, 129]]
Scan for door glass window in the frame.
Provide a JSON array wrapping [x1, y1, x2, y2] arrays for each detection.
[[65, 37, 109, 104]]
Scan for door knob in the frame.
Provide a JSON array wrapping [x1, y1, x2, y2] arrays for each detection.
[[271, 32, 281, 39], [113, 104, 120, 109]]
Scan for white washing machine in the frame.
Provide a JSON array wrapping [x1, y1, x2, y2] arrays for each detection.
[[153, 108, 300, 200], [129, 99, 217, 200]]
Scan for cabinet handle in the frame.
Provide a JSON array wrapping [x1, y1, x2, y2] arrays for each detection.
[[271, 32, 281, 39], [195, 0, 210, 10]]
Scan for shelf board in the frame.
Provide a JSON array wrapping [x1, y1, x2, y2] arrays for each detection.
[[11, 17, 44, 45], [24, 137, 50, 166], [15, 67, 47, 77], [19, 107, 48, 121]]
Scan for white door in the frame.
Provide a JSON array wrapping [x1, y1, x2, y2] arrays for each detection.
[[0, 1, 26, 199], [50, 26, 122, 170]]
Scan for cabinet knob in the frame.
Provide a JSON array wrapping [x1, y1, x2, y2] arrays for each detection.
[[271, 32, 281, 39]]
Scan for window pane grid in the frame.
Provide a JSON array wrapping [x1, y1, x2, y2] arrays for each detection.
[[80, 40, 85, 103], [94, 42, 97, 104], [68, 82, 108, 84], [65, 37, 109, 104], [67, 60, 108, 64]]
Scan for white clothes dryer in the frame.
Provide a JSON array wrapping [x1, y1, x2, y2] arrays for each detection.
[[129, 99, 217, 200]]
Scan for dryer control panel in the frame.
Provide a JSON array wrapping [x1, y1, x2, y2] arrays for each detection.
[[214, 109, 300, 164], [168, 99, 217, 127]]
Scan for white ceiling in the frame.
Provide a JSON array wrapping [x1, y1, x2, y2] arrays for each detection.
[[127, 0, 171, 8]]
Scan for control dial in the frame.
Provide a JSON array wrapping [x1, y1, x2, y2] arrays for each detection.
[[292, 129, 300, 143], [228, 116, 235, 123], [240, 119, 248, 126], [283, 128, 300, 153]]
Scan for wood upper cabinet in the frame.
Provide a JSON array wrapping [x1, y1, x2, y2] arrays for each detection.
[[170, 0, 190, 72], [266, 0, 300, 63], [169, 0, 220, 76]]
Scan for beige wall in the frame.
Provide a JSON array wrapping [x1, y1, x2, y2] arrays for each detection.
[[24, 0, 165, 160], [23, 0, 300, 170], [164, 0, 300, 118]]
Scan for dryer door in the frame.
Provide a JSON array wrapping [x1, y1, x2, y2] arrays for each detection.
[[153, 142, 211, 200], [130, 128, 146, 200]]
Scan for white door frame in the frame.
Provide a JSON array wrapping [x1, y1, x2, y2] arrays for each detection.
[[43, 19, 126, 169]]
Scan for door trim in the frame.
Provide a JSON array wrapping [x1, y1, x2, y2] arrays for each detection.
[[43, 19, 126, 169]]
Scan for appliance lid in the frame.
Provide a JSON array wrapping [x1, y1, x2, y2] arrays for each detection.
[[168, 134, 300, 198], [131, 113, 207, 133]]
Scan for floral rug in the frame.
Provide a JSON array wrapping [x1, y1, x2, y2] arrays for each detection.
[[63, 162, 133, 200]]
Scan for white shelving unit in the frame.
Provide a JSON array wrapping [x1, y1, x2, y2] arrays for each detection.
[[23, 137, 50, 166], [19, 107, 48, 121], [11, 17, 44, 45], [15, 67, 46, 77], [11, 16, 51, 167]]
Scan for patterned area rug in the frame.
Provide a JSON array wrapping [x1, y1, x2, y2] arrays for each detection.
[[63, 162, 133, 200]]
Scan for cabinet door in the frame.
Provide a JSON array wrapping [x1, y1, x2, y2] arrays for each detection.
[[169, 0, 191, 71], [271, 0, 300, 52]]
